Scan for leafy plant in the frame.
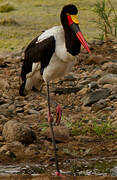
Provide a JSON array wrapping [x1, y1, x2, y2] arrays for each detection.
[[92, 120, 112, 137], [93, 0, 117, 39]]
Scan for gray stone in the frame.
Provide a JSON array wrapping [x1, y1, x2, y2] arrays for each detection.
[[28, 109, 40, 115], [2, 120, 36, 145], [98, 74, 117, 85], [82, 88, 111, 106], [91, 99, 107, 111]]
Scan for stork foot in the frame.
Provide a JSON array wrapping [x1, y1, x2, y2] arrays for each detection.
[[56, 105, 62, 125], [56, 171, 65, 177]]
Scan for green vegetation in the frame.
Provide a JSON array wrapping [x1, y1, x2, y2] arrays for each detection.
[[93, 0, 117, 40], [66, 115, 114, 138], [39, 121, 48, 132], [92, 120, 112, 137]]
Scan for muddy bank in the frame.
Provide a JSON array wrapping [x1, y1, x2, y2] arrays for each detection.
[[0, 175, 117, 180]]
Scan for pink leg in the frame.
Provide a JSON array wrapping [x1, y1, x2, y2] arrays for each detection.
[[56, 105, 62, 125], [48, 112, 54, 123]]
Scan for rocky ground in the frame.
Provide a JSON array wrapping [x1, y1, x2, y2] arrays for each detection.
[[0, 39, 117, 179]]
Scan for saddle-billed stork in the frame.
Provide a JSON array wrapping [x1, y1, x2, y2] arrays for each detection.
[[19, 4, 91, 176]]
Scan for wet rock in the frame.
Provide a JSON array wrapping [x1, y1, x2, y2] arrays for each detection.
[[102, 62, 117, 74], [82, 88, 111, 106], [98, 74, 117, 85], [45, 126, 69, 142], [2, 120, 36, 145]]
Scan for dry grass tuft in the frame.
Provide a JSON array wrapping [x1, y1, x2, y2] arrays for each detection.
[[0, 17, 19, 25], [0, 2, 15, 13]]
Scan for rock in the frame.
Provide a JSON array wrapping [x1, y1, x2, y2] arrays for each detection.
[[86, 54, 107, 64], [0, 115, 8, 124], [0, 124, 3, 133], [98, 74, 117, 85], [82, 88, 111, 106], [78, 87, 88, 96], [25, 144, 39, 154], [0, 145, 8, 153], [2, 120, 36, 145], [45, 126, 69, 142], [79, 79, 91, 85], [88, 81, 98, 90], [8, 141, 24, 149], [92, 69, 104, 77], [5, 151, 16, 159], [111, 110, 117, 119], [28, 109, 40, 115], [0, 135, 4, 141], [52, 87, 82, 95], [0, 78, 9, 90], [102, 62, 117, 74], [8, 104, 16, 112], [91, 99, 107, 111]]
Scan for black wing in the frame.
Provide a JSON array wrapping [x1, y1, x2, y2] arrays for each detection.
[[21, 35, 55, 81]]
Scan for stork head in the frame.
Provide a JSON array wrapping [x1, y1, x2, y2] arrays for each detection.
[[60, 4, 91, 54]]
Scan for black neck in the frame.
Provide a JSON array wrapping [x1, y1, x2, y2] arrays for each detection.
[[64, 26, 81, 56]]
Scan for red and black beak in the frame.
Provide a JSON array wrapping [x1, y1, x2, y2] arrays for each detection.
[[67, 15, 91, 54]]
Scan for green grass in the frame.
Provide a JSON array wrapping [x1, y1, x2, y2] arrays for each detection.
[[65, 115, 114, 138], [93, 0, 117, 39], [0, 0, 117, 53]]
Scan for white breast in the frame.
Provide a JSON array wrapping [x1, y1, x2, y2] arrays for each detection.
[[43, 54, 74, 82], [37, 26, 75, 83]]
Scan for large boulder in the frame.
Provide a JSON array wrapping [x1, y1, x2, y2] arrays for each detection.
[[2, 120, 36, 145]]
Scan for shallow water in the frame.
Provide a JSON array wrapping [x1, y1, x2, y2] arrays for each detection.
[[0, 157, 117, 177]]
